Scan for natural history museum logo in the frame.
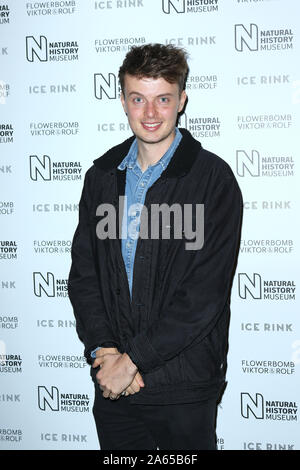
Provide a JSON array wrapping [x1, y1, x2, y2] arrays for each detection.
[[26, 35, 79, 62], [236, 150, 295, 178], [162, 0, 219, 14], [33, 272, 68, 298], [38, 386, 90, 413], [235, 24, 294, 52], [29, 155, 82, 182], [178, 113, 221, 139], [241, 393, 298, 422], [238, 273, 296, 301]]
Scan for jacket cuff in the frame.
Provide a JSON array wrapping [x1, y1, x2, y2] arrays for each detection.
[[126, 334, 165, 373]]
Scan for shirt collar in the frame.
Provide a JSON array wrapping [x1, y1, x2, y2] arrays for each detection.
[[117, 127, 182, 172]]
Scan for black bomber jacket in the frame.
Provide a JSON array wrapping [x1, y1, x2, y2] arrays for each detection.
[[68, 128, 243, 405]]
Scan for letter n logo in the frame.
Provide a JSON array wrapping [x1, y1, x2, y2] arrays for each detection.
[[241, 393, 264, 419], [33, 272, 55, 297], [162, 0, 185, 14], [94, 73, 117, 99], [236, 150, 260, 177], [235, 24, 259, 52], [238, 273, 262, 299], [30, 155, 52, 181], [38, 386, 59, 411], [26, 36, 48, 62]]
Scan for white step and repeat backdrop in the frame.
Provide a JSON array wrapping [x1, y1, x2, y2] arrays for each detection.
[[1, 0, 299, 451]]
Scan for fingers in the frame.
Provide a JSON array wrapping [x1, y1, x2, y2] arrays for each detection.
[[92, 357, 102, 368], [125, 385, 135, 395], [101, 383, 136, 399], [92, 355, 107, 369], [99, 384, 120, 400], [96, 364, 145, 399], [100, 384, 121, 400], [113, 373, 145, 397], [100, 379, 139, 399], [109, 394, 120, 400], [124, 377, 141, 395], [104, 392, 120, 401], [102, 389, 110, 399], [130, 379, 141, 393], [135, 371, 145, 387]]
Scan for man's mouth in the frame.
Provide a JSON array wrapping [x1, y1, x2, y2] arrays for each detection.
[[141, 122, 162, 131]]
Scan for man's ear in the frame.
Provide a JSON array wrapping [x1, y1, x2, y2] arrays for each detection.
[[178, 90, 187, 113], [120, 92, 127, 115]]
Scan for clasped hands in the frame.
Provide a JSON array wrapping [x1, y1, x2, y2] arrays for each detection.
[[92, 347, 145, 400]]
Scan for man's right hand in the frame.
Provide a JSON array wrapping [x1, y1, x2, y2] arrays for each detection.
[[92, 347, 144, 396]]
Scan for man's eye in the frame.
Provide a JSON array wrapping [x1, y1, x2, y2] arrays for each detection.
[[133, 97, 143, 103], [160, 97, 169, 103]]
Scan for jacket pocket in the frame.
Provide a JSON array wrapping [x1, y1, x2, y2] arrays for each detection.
[[180, 337, 223, 383], [144, 354, 186, 387]]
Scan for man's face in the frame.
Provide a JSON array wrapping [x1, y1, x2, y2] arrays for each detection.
[[121, 74, 186, 147]]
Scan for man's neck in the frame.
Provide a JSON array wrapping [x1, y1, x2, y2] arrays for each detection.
[[136, 130, 176, 172]]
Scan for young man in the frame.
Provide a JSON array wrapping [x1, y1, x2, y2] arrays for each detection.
[[68, 44, 242, 450]]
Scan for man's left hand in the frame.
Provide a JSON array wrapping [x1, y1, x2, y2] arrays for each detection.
[[95, 353, 138, 399]]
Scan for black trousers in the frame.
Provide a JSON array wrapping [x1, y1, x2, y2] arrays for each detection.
[[92, 381, 218, 450]]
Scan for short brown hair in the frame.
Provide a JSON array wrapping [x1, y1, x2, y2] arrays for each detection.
[[118, 43, 189, 95]]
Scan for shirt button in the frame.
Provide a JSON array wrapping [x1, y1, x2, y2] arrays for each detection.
[[140, 182, 145, 187], [126, 242, 131, 248]]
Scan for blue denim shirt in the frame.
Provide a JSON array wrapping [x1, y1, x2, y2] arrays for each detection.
[[117, 127, 182, 297], [91, 128, 182, 357]]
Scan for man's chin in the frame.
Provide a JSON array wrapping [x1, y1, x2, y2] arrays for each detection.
[[137, 136, 164, 145]]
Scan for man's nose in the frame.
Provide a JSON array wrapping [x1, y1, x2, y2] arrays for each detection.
[[144, 101, 156, 118]]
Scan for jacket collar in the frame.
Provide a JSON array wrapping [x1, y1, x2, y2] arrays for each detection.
[[93, 128, 200, 178]]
